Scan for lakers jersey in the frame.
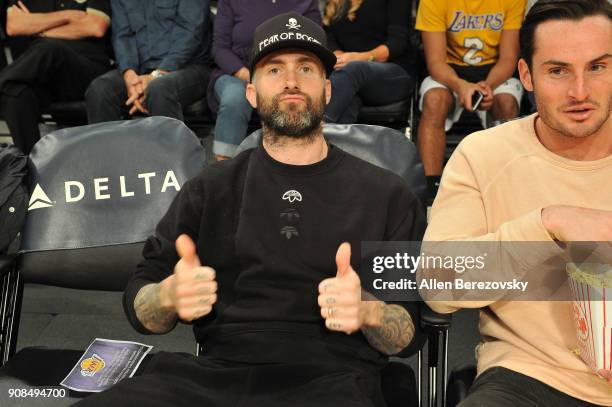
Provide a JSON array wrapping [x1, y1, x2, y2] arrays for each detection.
[[416, 0, 526, 66]]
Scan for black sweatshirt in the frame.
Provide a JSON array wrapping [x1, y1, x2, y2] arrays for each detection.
[[123, 144, 426, 361], [325, 0, 414, 73]]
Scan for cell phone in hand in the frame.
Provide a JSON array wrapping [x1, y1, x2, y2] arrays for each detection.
[[471, 91, 484, 111]]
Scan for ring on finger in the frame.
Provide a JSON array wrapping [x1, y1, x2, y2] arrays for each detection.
[[328, 307, 334, 318]]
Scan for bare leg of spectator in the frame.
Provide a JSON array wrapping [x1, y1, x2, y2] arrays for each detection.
[[417, 88, 454, 176], [418, 88, 454, 203], [490, 93, 519, 123]]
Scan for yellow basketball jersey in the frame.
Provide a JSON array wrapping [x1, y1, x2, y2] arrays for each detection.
[[416, 0, 526, 66]]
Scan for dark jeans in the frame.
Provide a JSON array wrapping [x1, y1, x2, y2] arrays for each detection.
[[324, 61, 413, 124], [459, 367, 605, 407], [0, 38, 110, 154], [85, 64, 210, 123]]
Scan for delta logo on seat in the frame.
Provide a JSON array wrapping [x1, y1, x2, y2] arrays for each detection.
[[27, 170, 181, 211]]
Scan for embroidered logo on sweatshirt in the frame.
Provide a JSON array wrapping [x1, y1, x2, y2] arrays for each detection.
[[280, 208, 300, 222], [282, 190, 302, 203], [280, 226, 299, 239]]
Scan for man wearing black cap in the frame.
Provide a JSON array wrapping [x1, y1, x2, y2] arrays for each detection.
[[80, 12, 425, 407]]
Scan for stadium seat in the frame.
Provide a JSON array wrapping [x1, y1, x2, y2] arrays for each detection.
[[358, 97, 414, 131], [43, 101, 89, 127], [0, 117, 206, 404], [235, 123, 427, 203]]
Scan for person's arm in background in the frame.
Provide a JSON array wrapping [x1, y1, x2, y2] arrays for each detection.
[[111, 0, 138, 75], [136, 0, 210, 99], [321, 0, 342, 52], [332, 0, 411, 68], [483, 0, 525, 90], [212, 0, 249, 82], [157, 0, 209, 72], [38, 0, 110, 39], [376, 0, 411, 62], [5, 0, 84, 36], [108, 0, 147, 115], [483, 29, 520, 90], [325, 26, 342, 54]]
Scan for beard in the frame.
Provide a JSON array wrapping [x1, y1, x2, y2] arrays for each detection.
[[256, 89, 325, 141]]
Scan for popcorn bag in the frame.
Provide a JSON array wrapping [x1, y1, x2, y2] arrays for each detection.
[[566, 263, 612, 376]]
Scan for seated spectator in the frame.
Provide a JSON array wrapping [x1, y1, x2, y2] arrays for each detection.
[[416, 0, 526, 202], [76, 13, 426, 407], [424, 0, 612, 405], [86, 0, 212, 124], [0, 0, 112, 155], [209, 0, 321, 161], [322, 0, 414, 124]]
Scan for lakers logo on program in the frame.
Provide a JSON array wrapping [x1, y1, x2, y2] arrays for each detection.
[[80, 354, 106, 377]]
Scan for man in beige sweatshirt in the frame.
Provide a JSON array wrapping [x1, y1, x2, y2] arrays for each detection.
[[423, 0, 612, 405]]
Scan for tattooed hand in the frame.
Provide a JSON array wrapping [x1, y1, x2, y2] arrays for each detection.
[[318, 242, 415, 355], [318, 243, 374, 334], [159, 234, 218, 322]]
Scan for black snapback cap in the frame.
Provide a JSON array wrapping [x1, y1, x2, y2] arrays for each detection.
[[249, 12, 336, 79]]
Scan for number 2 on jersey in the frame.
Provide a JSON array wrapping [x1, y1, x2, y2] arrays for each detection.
[[463, 37, 484, 65]]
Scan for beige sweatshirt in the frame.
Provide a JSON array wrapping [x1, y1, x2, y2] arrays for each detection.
[[424, 114, 612, 405]]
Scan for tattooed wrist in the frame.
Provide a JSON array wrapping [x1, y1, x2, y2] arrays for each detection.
[[361, 303, 415, 355], [134, 283, 177, 334]]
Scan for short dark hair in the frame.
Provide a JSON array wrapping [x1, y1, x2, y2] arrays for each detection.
[[520, 0, 612, 67]]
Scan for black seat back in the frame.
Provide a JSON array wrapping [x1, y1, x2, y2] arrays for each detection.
[[236, 124, 426, 201], [20, 117, 206, 290]]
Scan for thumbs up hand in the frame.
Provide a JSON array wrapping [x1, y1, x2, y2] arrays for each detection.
[[318, 243, 367, 334], [160, 234, 217, 322]]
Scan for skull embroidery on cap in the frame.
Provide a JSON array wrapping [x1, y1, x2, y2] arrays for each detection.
[[286, 18, 301, 30]]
